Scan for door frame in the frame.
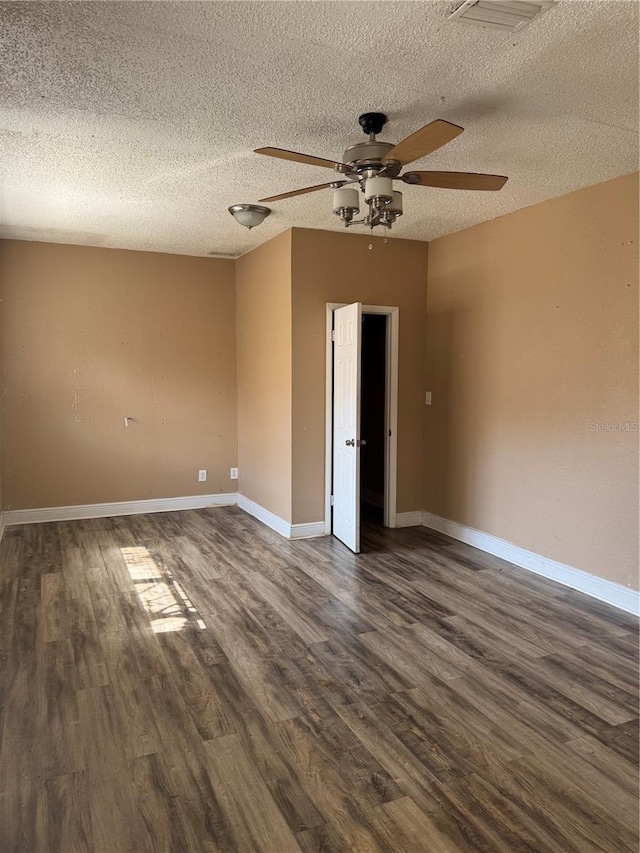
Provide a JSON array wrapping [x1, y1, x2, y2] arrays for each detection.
[[325, 303, 399, 534]]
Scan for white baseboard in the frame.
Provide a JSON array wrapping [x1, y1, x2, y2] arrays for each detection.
[[422, 511, 639, 616], [290, 521, 327, 539], [2, 491, 325, 543], [396, 511, 423, 528], [4, 493, 238, 526], [237, 494, 290, 538], [237, 494, 325, 540]]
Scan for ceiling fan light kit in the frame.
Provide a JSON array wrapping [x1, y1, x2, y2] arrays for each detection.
[[254, 111, 508, 233], [333, 187, 360, 222], [228, 203, 271, 230]]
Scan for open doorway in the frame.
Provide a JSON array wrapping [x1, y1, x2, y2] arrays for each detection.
[[360, 313, 387, 527], [325, 303, 399, 552]]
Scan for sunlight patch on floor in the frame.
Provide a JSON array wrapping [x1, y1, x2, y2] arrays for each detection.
[[120, 545, 206, 633]]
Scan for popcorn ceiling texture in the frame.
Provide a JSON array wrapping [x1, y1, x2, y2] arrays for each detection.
[[1, 1, 638, 258]]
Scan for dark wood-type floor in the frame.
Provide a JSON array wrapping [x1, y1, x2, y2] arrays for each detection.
[[0, 507, 638, 852]]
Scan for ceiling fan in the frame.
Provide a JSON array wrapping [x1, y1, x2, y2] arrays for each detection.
[[254, 112, 508, 231]]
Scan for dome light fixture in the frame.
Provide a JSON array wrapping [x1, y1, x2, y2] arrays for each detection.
[[228, 203, 271, 230]]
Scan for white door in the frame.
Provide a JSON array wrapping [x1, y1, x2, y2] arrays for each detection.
[[332, 302, 362, 553]]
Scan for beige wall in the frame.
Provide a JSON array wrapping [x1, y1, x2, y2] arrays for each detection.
[[291, 228, 429, 524], [425, 172, 639, 589], [0, 240, 237, 509], [235, 230, 293, 522]]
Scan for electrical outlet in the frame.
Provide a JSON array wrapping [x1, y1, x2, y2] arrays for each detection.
[[425, 391, 432, 406], [230, 467, 238, 480], [198, 469, 207, 482]]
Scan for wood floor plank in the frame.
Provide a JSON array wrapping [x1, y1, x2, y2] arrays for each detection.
[[330, 698, 440, 800], [202, 733, 303, 852], [564, 732, 640, 796], [86, 772, 152, 853], [41, 572, 68, 643], [67, 594, 109, 689], [43, 771, 94, 853], [157, 629, 236, 740], [42, 639, 84, 779], [100, 630, 163, 760], [381, 796, 461, 853], [143, 674, 237, 850], [0, 534, 21, 651], [248, 571, 331, 646], [305, 635, 412, 706], [505, 752, 638, 852], [130, 752, 205, 853], [0, 572, 44, 851], [0, 507, 637, 852]]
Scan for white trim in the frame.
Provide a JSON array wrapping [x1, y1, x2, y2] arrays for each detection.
[[237, 494, 324, 540], [2, 491, 326, 543], [290, 521, 326, 539], [379, 306, 399, 529], [422, 511, 639, 616], [325, 304, 335, 536], [237, 494, 290, 538], [4, 493, 237, 526], [396, 511, 423, 528], [325, 302, 399, 537]]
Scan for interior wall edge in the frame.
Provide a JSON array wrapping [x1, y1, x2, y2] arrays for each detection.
[[235, 229, 294, 523], [237, 493, 325, 540]]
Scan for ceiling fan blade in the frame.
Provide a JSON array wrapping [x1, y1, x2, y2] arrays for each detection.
[[255, 147, 348, 171], [383, 120, 464, 166], [402, 171, 508, 191], [258, 181, 345, 203]]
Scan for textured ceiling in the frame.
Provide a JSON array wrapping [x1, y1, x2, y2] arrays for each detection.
[[1, 1, 638, 258]]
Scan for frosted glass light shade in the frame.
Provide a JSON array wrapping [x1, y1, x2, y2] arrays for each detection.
[[364, 177, 393, 204], [333, 187, 360, 213], [228, 204, 271, 230], [388, 191, 403, 214]]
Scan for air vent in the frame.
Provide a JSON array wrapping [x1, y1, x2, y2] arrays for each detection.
[[448, 0, 556, 32]]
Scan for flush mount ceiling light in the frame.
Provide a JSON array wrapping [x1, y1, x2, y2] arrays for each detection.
[[228, 203, 271, 230], [253, 112, 508, 233]]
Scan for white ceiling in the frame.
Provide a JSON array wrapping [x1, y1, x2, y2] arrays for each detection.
[[1, 1, 638, 258]]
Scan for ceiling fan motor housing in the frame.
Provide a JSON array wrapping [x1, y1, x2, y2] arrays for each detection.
[[339, 141, 402, 179]]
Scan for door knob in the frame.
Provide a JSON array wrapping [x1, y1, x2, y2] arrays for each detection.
[[345, 439, 355, 446], [357, 439, 367, 447]]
